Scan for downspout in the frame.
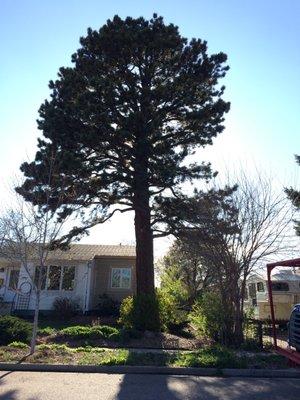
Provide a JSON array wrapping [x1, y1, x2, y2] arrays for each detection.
[[84, 258, 93, 314]]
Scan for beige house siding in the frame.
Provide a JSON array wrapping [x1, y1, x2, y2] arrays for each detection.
[[91, 257, 136, 307]]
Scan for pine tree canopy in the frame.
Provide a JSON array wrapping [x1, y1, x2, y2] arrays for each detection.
[[17, 14, 230, 294]]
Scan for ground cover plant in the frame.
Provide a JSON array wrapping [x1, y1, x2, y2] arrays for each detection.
[[0, 343, 288, 369], [0, 316, 32, 345]]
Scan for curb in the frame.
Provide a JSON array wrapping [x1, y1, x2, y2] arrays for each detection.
[[1, 363, 300, 378]]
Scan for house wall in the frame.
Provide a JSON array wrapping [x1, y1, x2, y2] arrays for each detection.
[[1, 255, 136, 313], [90, 257, 136, 308], [17, 261, 89, 312], [0, 264, 21, 303]]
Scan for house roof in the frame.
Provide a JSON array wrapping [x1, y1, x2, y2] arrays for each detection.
[[0, 243, 136, 265], [248, 269, 300, 282], [46, 244, 136, 261]]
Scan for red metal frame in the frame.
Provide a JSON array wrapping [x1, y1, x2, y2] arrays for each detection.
[[267, 258, 300, 366]]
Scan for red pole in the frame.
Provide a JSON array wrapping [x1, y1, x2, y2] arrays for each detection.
[[267, 265, 277, 348]]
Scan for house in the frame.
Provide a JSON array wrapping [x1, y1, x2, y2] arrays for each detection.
[[244, 269, 300, 321], [0, 244, 136, 315]]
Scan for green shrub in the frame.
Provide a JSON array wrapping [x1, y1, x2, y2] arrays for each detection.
[[60, 326, 93, 338], [119, 294, 161, 332], [157, 289, 187, 331], [53, 297, 79, 319], [38, 327, 56, 336], [8, 341, 29, 349], [119, 291, 185, 332], [59, 325, 120, 340], [189, 292, 230, 342], [0, 316, 32, 345], [94, 325, 119, 337], [97, 294, 120, 316]]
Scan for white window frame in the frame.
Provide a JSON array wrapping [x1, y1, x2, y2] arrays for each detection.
[[35, 265, 76, 292], [111, 267, 132, 289]]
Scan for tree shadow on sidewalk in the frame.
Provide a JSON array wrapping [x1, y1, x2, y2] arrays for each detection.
[[115, 373, 300, 400]]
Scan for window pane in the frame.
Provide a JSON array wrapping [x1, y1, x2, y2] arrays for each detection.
[[111, 269, 121, 288], [257, 282, 264, 292], [121, 269, 131, 289], [9, 269, 19, 289], [48, 266, 61, 290], [271, 282, 289, 291], [248, 283, 256, 298], [34, 266, 47, 290], [62, 266, 75, 290]]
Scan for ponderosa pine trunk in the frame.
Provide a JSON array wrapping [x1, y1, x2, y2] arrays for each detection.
[[134, 190, 155, 295], [133, 138, 154, 296]]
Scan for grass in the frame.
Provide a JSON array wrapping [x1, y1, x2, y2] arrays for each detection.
[[0, 344, 288, 369]]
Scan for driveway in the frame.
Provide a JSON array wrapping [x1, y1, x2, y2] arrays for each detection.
[[0, 371, 300, 400]]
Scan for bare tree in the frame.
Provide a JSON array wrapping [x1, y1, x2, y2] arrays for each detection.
[[0, 154, 70, 353], [160, 170, 298, 345], [204, 172, 298, 343]]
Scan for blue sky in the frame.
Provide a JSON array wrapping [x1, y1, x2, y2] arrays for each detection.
[[0, 0, 299, 255]]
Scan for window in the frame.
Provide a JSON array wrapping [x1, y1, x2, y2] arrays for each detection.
[[248, 283, 256, 298], [257, 282, 265, 292], [34, 265, 75, 291], [111, 268, 131, 289], [9, 269, 19, 289], [62, 266, 75, 290], [271, 282, 289, 292], [34, 266, 47, 290], [48, 266, 61, 290]]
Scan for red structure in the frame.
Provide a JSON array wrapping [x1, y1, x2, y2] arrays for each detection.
[[267, 258, 300, 366]]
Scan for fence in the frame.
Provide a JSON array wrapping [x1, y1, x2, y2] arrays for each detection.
[[244, 318, 288, 349]]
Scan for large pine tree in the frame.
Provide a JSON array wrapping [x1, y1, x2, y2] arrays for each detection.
[[17, 15, 230, 295]]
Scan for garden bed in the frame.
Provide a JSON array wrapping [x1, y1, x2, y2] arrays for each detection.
[[0, 343, 288, 369], [37, 320, 209, 350]]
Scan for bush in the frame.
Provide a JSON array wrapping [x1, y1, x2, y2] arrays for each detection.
[[119, 294, 161, 332], [38, 327, 56, 336], [97, 294, 120, 316], [157, 289, 187, 331], [59, 325, 120, 340], [119, 291, 185, 332], [8, 341, 29, 349], [53, 297, 79, 319], [189, 292, 230, 342], [0, 316, 32, 345]]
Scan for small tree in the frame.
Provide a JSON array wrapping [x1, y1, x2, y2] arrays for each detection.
[[0, 156, 69, 353], [16, 14, 230, 297], [159, 239, 214, 305]]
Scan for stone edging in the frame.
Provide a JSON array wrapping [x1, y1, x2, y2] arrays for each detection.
[[0, 363, 300, 378]]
